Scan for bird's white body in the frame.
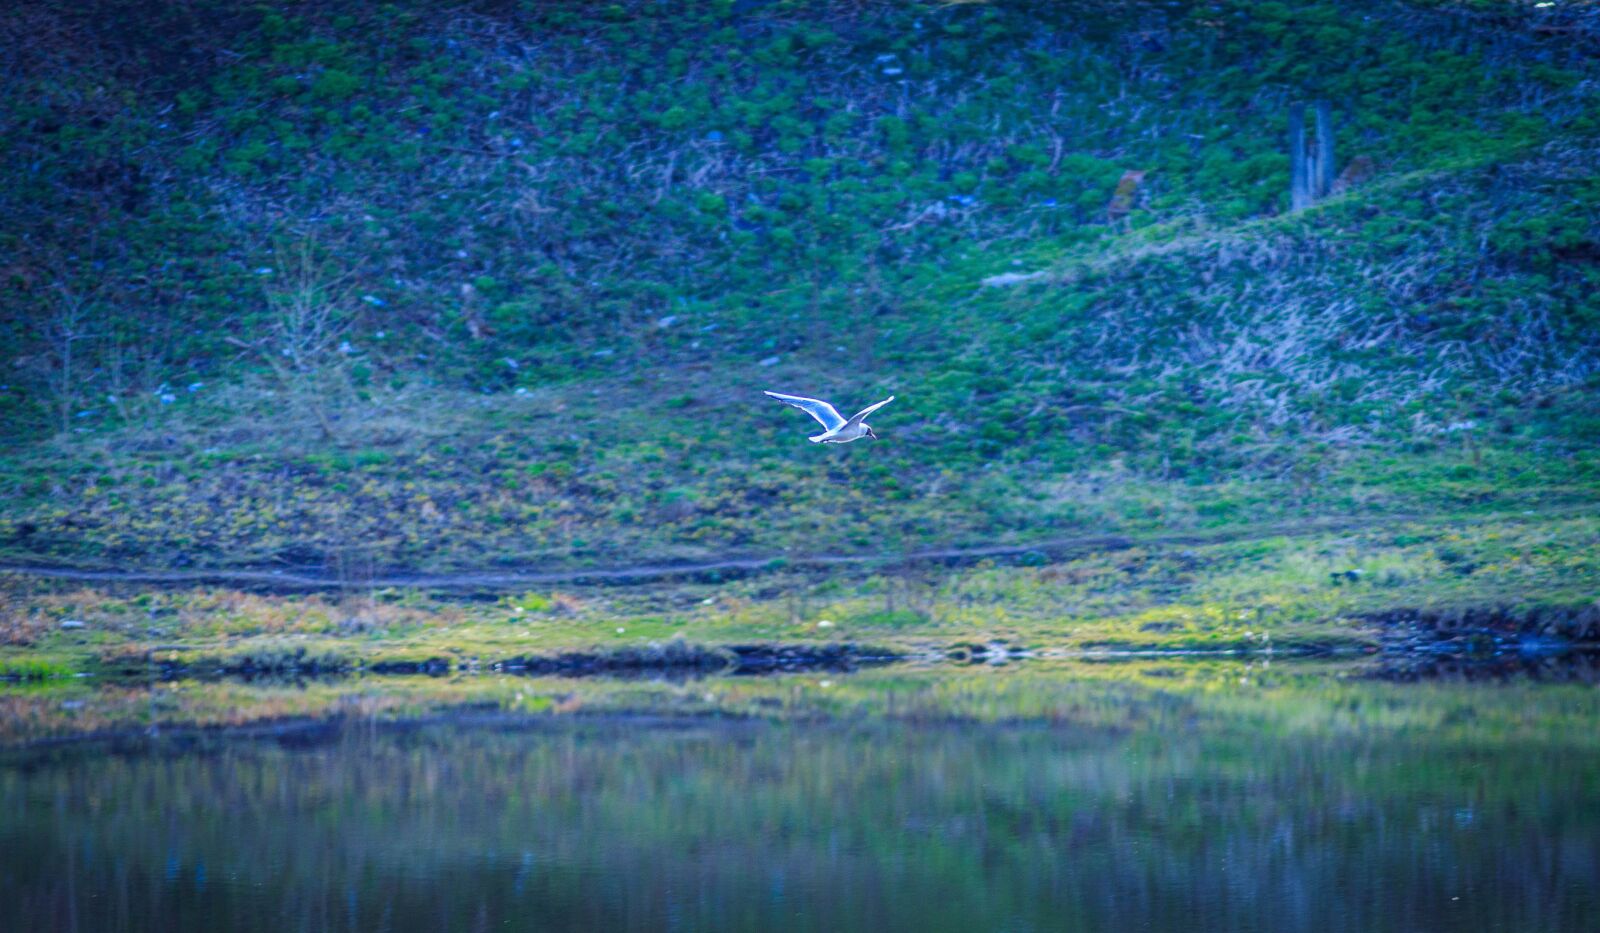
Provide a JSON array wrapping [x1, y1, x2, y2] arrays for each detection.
[[814, 421, 873, 444], [764, 391, 895, 444]]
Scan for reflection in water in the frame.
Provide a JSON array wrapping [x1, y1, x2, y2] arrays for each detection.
[[2, 667, 1599, 932], [1372, 648, 1600, 684]]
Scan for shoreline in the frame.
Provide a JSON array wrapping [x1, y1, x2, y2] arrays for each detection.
[[7, 632, 1598, 686], [3, 503, 1594, 593]]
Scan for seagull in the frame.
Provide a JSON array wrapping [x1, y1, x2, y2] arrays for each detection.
[[764, 391, 895, 444]]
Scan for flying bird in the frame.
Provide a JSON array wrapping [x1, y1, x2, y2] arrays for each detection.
[[764, 391, 895, 444]]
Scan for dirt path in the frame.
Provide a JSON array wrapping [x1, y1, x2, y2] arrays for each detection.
[[0, 507, 1579, 594], [5, 535, 1134, 592]]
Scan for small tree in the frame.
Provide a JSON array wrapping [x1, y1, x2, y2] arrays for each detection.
[[42, 283, 95, 436], [226, 241, 356, 441]]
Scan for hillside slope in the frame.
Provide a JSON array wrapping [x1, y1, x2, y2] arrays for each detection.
[[2, 0, 1597, 571]]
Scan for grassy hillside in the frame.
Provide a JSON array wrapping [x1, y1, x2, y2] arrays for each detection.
[[2, 0, 1598, 572]]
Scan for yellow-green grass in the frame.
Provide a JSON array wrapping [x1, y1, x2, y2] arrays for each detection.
[[2, 510, 1594, 681]]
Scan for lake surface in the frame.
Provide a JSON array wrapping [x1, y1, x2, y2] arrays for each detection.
[[3, 659, 1598, 932]]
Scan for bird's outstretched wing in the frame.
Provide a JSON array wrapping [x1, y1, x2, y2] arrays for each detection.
[[846, 396, 895, 425], [764, 391, 845, 431]]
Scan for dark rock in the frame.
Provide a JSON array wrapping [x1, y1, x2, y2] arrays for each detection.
[[494, 642, 898, 678], [367, 657, 452, 676]]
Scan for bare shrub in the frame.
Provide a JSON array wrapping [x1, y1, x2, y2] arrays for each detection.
[[226, 241, 357, 441], [40, 283, 95, 436]]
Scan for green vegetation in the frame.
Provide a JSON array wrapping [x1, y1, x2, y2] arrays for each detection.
[[1, 1, 1597, 588], [7, 11, 1600, 922], [0, 657, 72, 682], [2, 511, 1595, 680]]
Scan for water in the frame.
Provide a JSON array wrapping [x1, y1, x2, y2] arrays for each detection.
[[2, 660, 1598, 931]]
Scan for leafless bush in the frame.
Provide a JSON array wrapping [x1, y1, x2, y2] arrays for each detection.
[[226, 241, 357, 441], [40, 283, 94, 436]]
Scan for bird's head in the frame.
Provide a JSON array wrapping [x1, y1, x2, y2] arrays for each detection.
[[865, 426, 878, 440]]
